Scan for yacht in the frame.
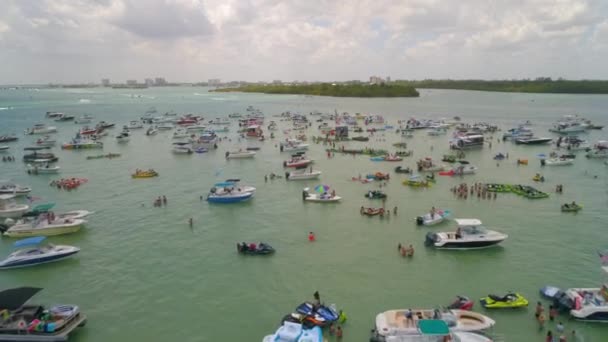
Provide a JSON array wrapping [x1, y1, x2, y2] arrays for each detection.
[[425, 219, 508, 249], [116, 132, 130, 143], [172, 142, 193, 154], [0, 182, 32, 195], [0, 236, 80, 269], [549, 122, 587, 134], [285, 167, 322, 180], [450, 133, 484, 150]]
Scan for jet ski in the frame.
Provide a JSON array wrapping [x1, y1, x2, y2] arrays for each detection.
[[236, 242, 275, 255], [364, 190, 387, 199], [447, 296, 474, 310], [480, 292, 528, 309], [295, 302, 339, 323]]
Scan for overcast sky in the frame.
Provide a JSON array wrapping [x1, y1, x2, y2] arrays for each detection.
[[1, 0, 607, 84]]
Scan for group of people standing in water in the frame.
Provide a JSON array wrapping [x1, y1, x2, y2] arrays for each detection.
[[1, 156, 15, 162], [397, 243, 414, 257], [153, 195, 167, 207], [451, 183, 497, 200]]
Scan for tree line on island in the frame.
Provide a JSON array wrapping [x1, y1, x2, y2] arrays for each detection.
[[212, 78, 608, 97]]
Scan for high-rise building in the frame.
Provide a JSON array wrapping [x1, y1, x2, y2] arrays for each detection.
[[126, 80, 137, 86], [101, 78, 110, 87], [272, 80, 282, 85], [154, 77, 167, 86], [144, 78, 154, 86], [369, 76, 385, 85], [386, 76, 391, 83], [208, 79, 221, 86]]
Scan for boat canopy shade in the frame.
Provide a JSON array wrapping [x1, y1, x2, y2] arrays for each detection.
[[14, 236, 46, 248], [225, 179, 241, 183], [418, 320, 449, 335], [214, 182, 235, 187], [454, 219, 482, 226], [32, 203, 55, 212], [0, 287, 42, 310]]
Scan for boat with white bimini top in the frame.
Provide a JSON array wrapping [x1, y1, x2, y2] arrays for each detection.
[[3, 215, 86, 237], [285, 167, 322, 180], [225, 150, 256, 159], [27, 163, 61, 174], [25, 124, 58, 135], [280, 142, 309, 152], [425, 219, 508, 250], [370, 319, 493, 342], [0, 194, 29, 218], [0, 236, 80, 269], [542, 157, 574, 166], [116, 132, 130, 143], [206, 181, 255, 204]]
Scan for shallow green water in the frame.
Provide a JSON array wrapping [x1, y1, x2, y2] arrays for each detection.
[[0, 87, 607, 342]]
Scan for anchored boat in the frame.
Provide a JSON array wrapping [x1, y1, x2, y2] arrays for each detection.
[[425, 219, 508, 250], [0, 236, 80, 269]]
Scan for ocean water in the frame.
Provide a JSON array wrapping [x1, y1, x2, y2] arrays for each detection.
[[0, 87, 607, 342]]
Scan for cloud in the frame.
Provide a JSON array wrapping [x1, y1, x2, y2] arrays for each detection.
[[0, 0, 606, 84]]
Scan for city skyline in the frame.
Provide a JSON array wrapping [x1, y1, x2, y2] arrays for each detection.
[[1, 0, 607, 84]]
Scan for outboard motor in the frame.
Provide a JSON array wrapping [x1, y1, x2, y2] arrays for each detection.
[[540, 159, 546, 166], [416, 216, 424, 225], [285, 172, 290, 180], [225, 151, 229, 158], [424, 232, 437, 245]]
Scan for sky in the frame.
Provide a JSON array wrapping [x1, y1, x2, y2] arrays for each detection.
[[1, 0, 607, 84]]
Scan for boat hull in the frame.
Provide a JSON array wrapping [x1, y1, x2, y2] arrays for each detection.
[[0, 206, 30, 218], [4, 224, 83, 237], [207, 193, 253, 203], [0, 250, 79, 269]]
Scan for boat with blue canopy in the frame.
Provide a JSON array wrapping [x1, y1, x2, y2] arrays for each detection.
[[0, 236, 80, 269]]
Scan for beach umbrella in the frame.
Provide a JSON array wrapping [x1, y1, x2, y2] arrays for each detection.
[[314, 185, 330, 193]]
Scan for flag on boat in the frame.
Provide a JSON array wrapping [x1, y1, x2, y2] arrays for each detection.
[[598, 251, 608, 265]]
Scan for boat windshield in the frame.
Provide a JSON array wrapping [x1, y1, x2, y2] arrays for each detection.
[[462, 225, 487, 235]]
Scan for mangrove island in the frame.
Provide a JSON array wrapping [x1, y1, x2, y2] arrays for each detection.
[[212, 83, 420, 98]]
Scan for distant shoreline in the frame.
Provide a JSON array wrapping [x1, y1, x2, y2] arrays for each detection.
[[212, 84, 420, 98]]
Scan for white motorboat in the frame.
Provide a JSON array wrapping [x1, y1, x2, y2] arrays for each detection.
[[427, 127, 447, 136], [425, 219, 508, 250], [146, 127, 158, 136], [586, 149, 608, 159], [74, 115, 93, 124], [172, 142, 193, 154], [3, 216, 86, 237], [0, 194, 29, 218], [225, 150, 256, 159], [549, 122, 587, 134], [173, 129, 190, 139], [441, 164, 478, 176], [24, 124, 58, 135], [27, 163, 61, 174], [229, 113, 242, 118], [286, 168, 322, 180], [280, 143, 309, 152], [186, 124, 206, 131], [0, 236, 80, 269], [0, 146, 8, 152], [560, 267, 608, 322], [373, 308, 495, 336], [0, 182, 31, 195], [416, 209, 451, 226], [371, 319, 493, 342], [543, 157, 574, 166], [116, 132, 130, 143], [302, 188, 341, 203], [208, 118, 231, 125], [35, 135, 56, 147], [126, 121, 143, 129], [157, 123, 174, 130], [206, 181, 255, 203]]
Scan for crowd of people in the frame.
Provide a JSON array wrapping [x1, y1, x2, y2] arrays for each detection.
[[1, 156, 16, 162], [153, 196, 167, 207], [49, 178, 87, 190], [451, 183, 498, 200]]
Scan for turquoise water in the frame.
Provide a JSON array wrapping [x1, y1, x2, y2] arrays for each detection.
[[0, 87, 607, 342]]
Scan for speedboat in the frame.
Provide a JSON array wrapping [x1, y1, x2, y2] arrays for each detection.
[[425, 219, 508, 250], [225, 150, 256, 159], [0, 236, 80, 269], [370, 319, 493, 342], [116, 132, 130, 143], [0, 146, 8, 152], [27, 163, 61, 174], [416, 209, 450, 226], [61, 139, 103, 149], [157, 123, 174, 130], [0, 182, 32, 195], [25, 124, 58, 135], [126, 120, 143, 129], [46, 111, 64, 118], [206, 181, 255, 203], [543, 157, 574, 166], [132, 169, 158, 178], [286, 168, 322, 181], [35, 136, 56, 147], [480, 293, 528, 309], [586, 149, 608, 159], [373, 308, 494, 336], [172, 142, 193, 154], [74, 115, 93, 124], [280, 143, 309, 152], [185, 124, 206, 132], [3, 216, 86, 237], [549, 122, 587, 134], [302, 188, 341, 203], [556, 266, 608, 322], [262, 322, 322, 342], [23, 152, 58, 163], [515, 137, 552, 145], [283, 155, 313, 168], [0, 194, 29, 218], [54, 114, 75, 122], [0, 287, 87, 341], [0, 134, 18, 143]]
